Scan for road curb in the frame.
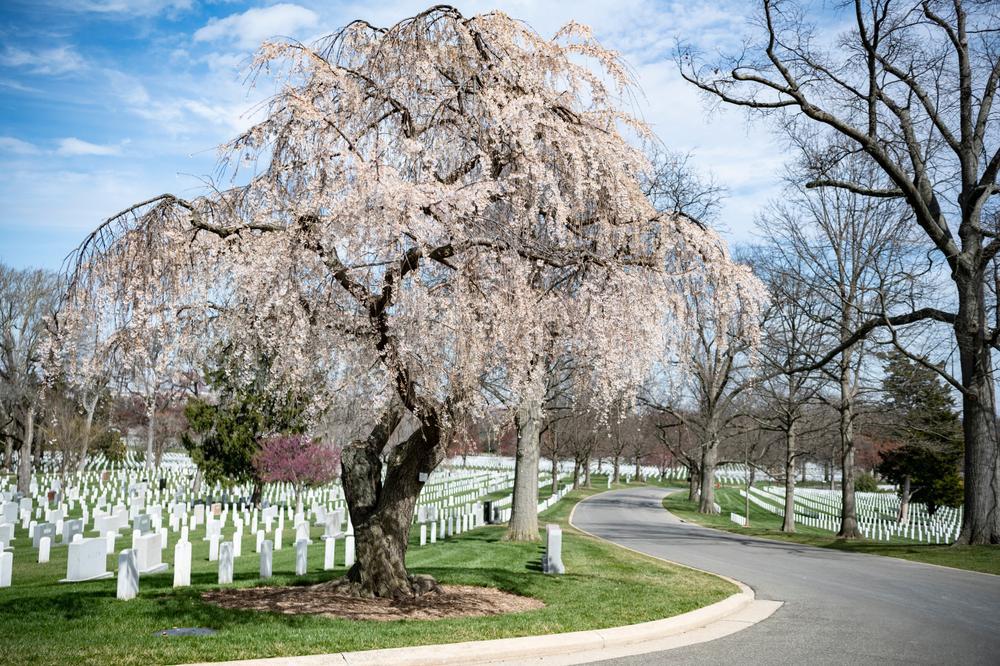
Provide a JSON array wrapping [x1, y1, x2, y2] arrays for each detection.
[[183, 487, 773, 666]]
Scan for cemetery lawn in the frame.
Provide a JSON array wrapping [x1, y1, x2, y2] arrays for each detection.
[[0, 482, 734, 666], [665, 488, 1000, 576]]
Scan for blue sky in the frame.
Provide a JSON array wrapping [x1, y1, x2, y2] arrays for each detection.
[[0, 1, 797, 271]]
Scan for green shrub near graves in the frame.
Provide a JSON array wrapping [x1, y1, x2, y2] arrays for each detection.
[[0, 479, 733, 665], [665, 487, 1000, 575]]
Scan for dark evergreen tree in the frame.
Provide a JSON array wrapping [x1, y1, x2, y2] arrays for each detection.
[[182, 346, 308, 504], [877, 350, 963, 517]]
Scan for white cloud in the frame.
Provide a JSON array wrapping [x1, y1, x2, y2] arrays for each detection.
[[73, 0, 193, 16], [0, 45, 85, 75], [194, 4, 320, 49], [0, 137, 42, 156], [56, 138, 122, 156]]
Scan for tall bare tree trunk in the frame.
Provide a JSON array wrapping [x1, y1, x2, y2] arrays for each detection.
[[698, 436, 719, 514], [3, 433, 12, 475], [782, 423, 796, 533], [838, 367, 861, 539], [688, 465, 700, 501], [17, 405, 34, 495], [506, 393, 541, 542], [550, 456, 559, 495], [898, 475, 911, 524], [612, 454, 621, 484], [583, 454, 591, 487]]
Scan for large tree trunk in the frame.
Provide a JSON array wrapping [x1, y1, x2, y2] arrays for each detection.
[[17, 405, 34, 495], [954, 272, 1000, 544], [506, 393, 542, 542], [612, 454, 621, 484], [782, 423, 796, 533], [341, 416, 444, 598], [4, 433, 12, 475], [583, 453, 591, 487], [698, 438, 719, 514], [550, 456, 559, 495]]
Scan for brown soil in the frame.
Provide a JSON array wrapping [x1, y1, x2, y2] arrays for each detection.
[[201, 583, 544, 621]]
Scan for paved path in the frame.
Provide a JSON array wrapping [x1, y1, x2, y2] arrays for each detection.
[[570, 487, 1000, 665]]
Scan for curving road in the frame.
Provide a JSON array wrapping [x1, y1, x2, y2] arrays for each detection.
[[570, 486, 1000, 665]]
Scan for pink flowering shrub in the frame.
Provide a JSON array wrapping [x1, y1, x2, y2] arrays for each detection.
[[254, 434, 340, 491]]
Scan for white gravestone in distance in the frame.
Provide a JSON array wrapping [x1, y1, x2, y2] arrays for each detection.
[[61, 537, 113, 582], [295, 539, 308, 576], [173, 540, 192, 588], [32, 522, 56, 548], [62, 518, 84, 544], [323, 536, 336, 571], [117, 549, 139, 600], [218, 542, 233, 585], [259, 540, 273, 579], [208, 534, 220, 561]]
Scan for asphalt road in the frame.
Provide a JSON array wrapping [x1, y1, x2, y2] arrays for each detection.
[[570, 486, 1000, 665]]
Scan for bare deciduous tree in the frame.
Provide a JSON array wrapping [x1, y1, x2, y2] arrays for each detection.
[[680, 0, 1000, 544]]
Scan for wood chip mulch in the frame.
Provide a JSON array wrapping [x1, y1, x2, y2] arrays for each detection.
[[201, 584, 544, 621]]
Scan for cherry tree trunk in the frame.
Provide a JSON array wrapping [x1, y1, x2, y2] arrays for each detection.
[[698, 438, 719, 514], [551, 457, 559, 494], [506, 395, 541, 542], [583, 455, 591, 487], [954, 271, 1000, 544], [782, 424, 796, 533], [341, 422, 444, 597], [17, 406, 33, 495], [612, 455, 621, 484], [145, 404, 156, 477]]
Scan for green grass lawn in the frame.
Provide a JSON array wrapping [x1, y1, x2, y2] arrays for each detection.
[[664, 487, 1000, 576], [0, 480, 734, 665]]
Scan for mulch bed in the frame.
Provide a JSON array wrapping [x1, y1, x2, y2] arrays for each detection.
[[201, 584, 544, 621]]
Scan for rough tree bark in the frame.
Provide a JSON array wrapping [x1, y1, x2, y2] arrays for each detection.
[[506, 393, 542, 542], [956, 270, 1000, 543], [340, 410, 445, 597]]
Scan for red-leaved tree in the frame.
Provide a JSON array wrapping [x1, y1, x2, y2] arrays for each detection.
[[254, 434, 340, 503]]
